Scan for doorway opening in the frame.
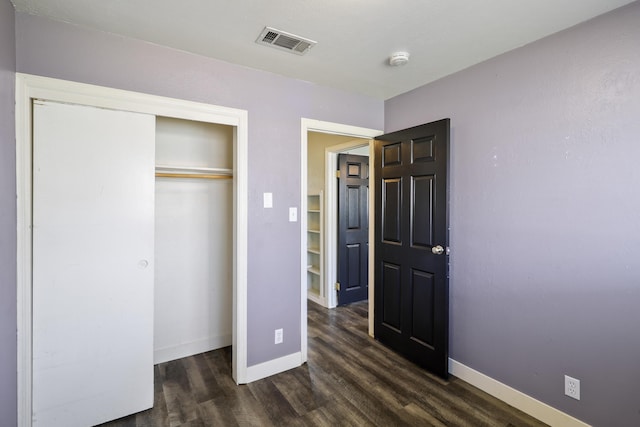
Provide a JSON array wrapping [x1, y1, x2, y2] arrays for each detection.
[[307, 132, 369, 307], [300, 119, 382, 350]]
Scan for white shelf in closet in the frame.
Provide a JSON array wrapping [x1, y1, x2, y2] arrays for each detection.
[[155, 164, 233, 174]]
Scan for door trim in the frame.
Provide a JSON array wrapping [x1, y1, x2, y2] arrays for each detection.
[[16, 74, 249, 426], [300, 119, 382, 347]]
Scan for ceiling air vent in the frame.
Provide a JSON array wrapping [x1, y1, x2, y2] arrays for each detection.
[[256, 27, 316, 55]]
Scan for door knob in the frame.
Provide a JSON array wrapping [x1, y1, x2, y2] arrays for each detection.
[[431, 245, 444, 255]]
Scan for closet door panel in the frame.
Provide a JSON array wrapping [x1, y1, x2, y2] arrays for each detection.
[[32, 100, 155, 426]]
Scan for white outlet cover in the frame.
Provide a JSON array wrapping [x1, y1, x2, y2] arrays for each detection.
[[564, 375, 581, 400], [275, 328, 283, 344]]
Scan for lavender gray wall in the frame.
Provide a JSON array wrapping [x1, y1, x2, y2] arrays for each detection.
[[0, 0, 16, 424], [14, 13, 383, 367], [386, 3, 640, 426]]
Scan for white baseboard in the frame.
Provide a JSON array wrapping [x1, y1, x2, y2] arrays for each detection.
[[245, 352, 303, 383], [449, 359, 590, 427], [154, 334, 232, 365]]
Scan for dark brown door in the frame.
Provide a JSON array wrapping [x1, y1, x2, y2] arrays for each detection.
[[337, 154, 369, 305], [374, 119, 450, 379]]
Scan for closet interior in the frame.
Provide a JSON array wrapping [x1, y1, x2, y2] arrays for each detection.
[[154, 116, 233, 364]]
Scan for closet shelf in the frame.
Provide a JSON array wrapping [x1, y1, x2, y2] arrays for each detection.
[[155, 165, 233, 180], [156, 165, 233, 174]]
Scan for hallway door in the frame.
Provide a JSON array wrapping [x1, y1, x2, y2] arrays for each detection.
[[337, 154, 369, 305]]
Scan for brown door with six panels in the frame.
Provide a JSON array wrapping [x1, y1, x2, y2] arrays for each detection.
[[374, 119, 450, 379]]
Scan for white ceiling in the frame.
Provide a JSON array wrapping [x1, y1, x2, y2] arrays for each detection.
[[11, 0, 635, 100]]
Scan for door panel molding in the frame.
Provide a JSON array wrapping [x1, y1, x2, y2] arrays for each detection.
[[16, 74, 249, 426]]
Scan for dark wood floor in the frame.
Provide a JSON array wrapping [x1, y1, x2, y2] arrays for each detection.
[[100, 301, 547, 427]]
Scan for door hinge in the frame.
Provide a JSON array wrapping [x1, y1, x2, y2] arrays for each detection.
[[335, 282, 341, 291], [335, 170, 341, 178]]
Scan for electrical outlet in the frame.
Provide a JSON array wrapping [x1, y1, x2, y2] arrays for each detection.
[[274, 328, 283, 344], [565, 375, 580, 400]]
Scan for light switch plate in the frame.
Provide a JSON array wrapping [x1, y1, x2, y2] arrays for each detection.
[[289, 207, 297, 222], [263, 192, 273, 208]]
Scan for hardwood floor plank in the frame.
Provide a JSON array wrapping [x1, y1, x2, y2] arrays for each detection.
[[99, 300, 547, 427], [196, 396, 239, 427], [182, 353, 223, 404], [269, 369, 323, 416], [402, 402, 449, 427], [227, 385, 273, 427], [162, 360, 200, 426], [309, 398, 376, 427], [247, 378, 300, 425]]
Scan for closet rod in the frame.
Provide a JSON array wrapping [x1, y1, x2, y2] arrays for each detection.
[[155, 172, 232, 180]]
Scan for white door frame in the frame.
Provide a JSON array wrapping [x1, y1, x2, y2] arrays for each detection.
[[300, 119, 382, 352], [15, 74, 249, 426]]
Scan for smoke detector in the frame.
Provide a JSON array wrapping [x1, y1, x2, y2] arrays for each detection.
[[389, 52, 410, 66], [256, 27, 316, 55]]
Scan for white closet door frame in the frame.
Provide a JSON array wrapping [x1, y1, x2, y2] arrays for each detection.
[[15, 73, 249, 427]]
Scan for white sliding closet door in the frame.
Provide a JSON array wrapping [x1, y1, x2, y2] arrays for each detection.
[[32, 100, 155, 426]]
